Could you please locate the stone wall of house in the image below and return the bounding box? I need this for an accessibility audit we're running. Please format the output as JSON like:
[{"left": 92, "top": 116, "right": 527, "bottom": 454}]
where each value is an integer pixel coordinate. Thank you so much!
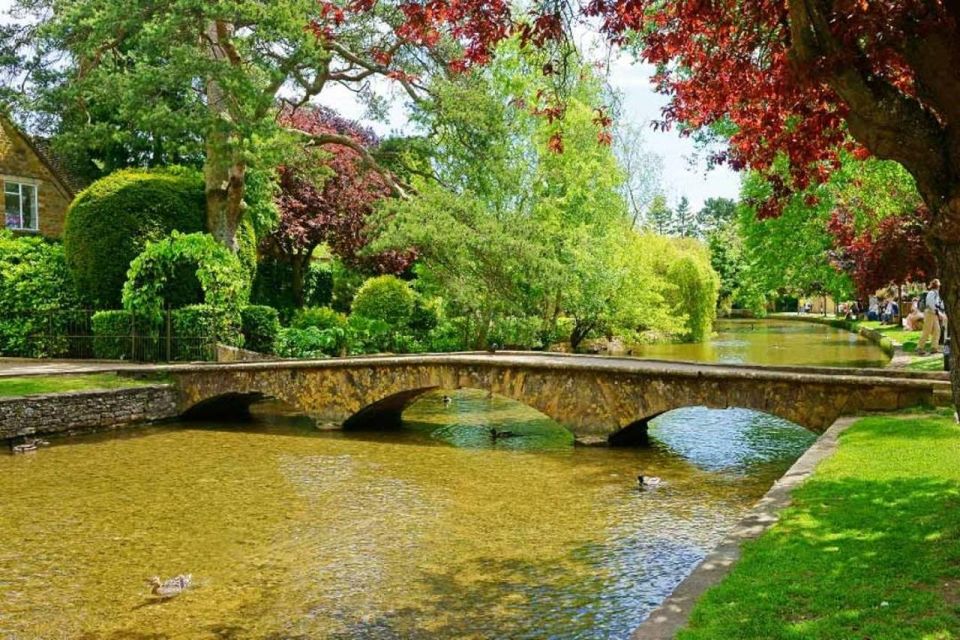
[
  {"left": 0, "top": 385, "right": 180, "bottom": 441},
  {"left": 0, "top": 118, "right": 73, "bottom": 239}
]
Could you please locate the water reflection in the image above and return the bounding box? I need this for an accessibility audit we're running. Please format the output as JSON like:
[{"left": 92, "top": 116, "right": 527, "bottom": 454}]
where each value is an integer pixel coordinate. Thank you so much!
[
  {"left": 631, "top": 318, "right": 889, "bottom": 367},
  {"left": 0, "top": 394, "right": 814, "bottom": 639}
]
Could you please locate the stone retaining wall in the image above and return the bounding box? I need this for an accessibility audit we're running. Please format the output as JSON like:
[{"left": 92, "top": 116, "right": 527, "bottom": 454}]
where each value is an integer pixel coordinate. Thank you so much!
[{"left": 0, "top": 385, "right": 179, "bottom": 441}]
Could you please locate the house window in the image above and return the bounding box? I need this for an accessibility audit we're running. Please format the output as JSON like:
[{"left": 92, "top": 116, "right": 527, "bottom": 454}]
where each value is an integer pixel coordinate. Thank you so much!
[{"left": 4, "top": 180, "right": 38, "bottom": 231}]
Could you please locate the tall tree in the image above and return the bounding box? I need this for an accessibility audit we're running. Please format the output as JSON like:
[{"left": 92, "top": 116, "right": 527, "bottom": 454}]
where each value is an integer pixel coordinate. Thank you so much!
[
  {"left": 671, "top": 196, "right": 697, "bottom": 237},
  {"left": 698, "top": 198, "right": 737, "bottom": 237},
  {"left": 647, "top": 194, "right": 673, "bottom": 236},
  {"left": 1, "top": 0, "right": 509, "bottom": 249},
  {"left": 260, "top": 107, "right": 412, "bottom": 307}
]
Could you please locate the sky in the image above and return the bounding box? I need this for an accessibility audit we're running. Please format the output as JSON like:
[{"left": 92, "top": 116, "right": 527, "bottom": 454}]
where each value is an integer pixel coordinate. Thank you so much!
[{"left": 0, "top": 1, "right": 742, "bottom": 210}]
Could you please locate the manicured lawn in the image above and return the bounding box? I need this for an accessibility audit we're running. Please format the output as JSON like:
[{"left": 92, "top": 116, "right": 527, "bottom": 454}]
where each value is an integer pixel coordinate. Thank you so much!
[
  {"left": 678, "top": 411, "right": 960, "bottom": 640},
  {"left": 0, "top": 373, "right": 153, "bottom": 397}
]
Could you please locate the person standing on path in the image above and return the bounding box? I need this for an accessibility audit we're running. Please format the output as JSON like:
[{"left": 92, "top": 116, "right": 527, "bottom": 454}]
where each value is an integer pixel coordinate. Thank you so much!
[{"left": 917, "top": 279, "right": 943, "bottom": 355}]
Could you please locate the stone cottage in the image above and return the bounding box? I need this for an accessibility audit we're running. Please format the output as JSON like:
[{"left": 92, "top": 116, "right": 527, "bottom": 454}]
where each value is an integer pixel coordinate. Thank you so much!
[{"left": 0, "top": 114, "right": 80, "bottom": 238}]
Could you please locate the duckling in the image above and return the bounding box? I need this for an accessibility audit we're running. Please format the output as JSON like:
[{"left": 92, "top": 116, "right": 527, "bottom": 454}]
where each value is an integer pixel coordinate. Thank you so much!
[
  {"left": 145, "top": 574, "right": 192, "bottom": 598},
  {"left": 637, "top": 475, "right": 662, "bottom": 489}
]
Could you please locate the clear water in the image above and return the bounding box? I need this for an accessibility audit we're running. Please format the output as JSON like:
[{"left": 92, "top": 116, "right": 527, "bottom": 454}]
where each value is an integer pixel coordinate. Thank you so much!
[
  {"left": 0, "top": 392, "right": 816, "bottom": 640},
  {"left": 631, "top": 318, "right": 890, "bottom": 368}
]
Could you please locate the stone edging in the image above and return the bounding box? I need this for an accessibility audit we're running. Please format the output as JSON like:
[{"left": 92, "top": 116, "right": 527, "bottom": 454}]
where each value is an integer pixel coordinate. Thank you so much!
[
  {"left": 0, "top": 385, "right": 180, "bottom": 441},
  {"left": 629, "top": 415, "right": 858, "bottom": 640}
]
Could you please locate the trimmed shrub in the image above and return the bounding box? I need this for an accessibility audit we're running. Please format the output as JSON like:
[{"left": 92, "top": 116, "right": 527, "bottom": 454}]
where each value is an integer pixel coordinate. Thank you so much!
[
  {"left": 122, "top": 232, "right": 249, "bottom": 323},
  {"left": 90, "top": 310, "right": 161, "bottom": 360},
  {"left": 0, "top": 232, "right": 78, "bottom": 356},
  {"left": 64, "top": 167, "right": 205, "bottom": 308},
  {"left": 409, "top": 296, "right": 441, "bottom": 336},
  {"left": 241, "top": 305, "right": 280, "bottom": 354},
  {"left": 171, "top": 304, "right": 239, "bottom": 359},
  {"left": 275, "top": 327, "right": 339, "bottom": 359},
  {"left": 351, "top": 275, "right": 415, "bottom": 327},
  {"left": 292, "top": 306, "right": 348, "bottom": 331}
]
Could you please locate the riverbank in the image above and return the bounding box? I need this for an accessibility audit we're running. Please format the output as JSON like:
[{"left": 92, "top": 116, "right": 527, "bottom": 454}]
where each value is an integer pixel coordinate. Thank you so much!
[{"left": 668, "top": 409, "right": 960, "bottom": 639}]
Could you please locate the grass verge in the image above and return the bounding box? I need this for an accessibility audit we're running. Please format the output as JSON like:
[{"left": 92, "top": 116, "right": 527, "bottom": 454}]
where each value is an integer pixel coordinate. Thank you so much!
[
  {"left": 678, "top": 410, "right": 960, "bottom": 640},
  {"left": 0, "top": 373, "right": 154, "bottom": 397}
]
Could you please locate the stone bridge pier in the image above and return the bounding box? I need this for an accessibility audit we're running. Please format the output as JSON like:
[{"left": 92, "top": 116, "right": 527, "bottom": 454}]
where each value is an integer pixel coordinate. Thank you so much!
[{"left": 165, "top": 353, "right": 941, "bottom": 444}]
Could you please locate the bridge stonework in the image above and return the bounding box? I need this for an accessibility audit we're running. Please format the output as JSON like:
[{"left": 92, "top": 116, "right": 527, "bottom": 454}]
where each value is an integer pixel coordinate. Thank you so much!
[{"left": 165, "top": 353, "right": 941, "bottom": 443}]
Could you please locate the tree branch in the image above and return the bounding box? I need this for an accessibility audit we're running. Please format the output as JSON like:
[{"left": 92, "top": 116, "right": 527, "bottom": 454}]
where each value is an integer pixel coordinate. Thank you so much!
[
  {"left": 288, "top": 128, "right": 413, "bottom": 199},
  {"left": 788, "top": 0, "right": 950, "bottom": 206}
]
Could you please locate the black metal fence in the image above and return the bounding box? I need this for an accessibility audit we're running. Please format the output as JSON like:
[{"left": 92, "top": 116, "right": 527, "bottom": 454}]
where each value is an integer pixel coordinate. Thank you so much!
[{"left": 13, "top": 309, "right": 216, "bottom": 362}]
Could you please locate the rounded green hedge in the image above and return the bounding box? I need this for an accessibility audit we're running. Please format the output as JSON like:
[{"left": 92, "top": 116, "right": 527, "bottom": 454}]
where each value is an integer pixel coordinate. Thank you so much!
[
  {"left": 121, "top": 232, "right": 249, "bottom": 327},
  {"left": 351, "top": 275, "right": 415, "bottom": 327},
  {"left": 64, "top": 167, "right": 206, "bottom": 308}
]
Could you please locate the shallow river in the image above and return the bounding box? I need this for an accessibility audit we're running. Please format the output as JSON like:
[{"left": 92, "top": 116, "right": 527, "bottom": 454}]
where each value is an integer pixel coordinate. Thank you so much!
[
  {"left": 632, "top": 318, "right": 890, "bottom": 367},
  {"left": 0, "top": 319, "right": 876, "bottom": 639}
]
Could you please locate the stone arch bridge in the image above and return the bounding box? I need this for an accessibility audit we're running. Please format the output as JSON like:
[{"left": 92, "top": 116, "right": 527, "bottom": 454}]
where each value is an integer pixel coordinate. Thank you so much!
[{"left": 162, "top": 352, "right": 945, "bottom": 444}]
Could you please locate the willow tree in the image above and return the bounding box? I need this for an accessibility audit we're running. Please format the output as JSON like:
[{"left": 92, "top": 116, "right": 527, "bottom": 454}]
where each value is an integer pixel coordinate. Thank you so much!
[{"left": 1, "top": 0, "right": 509, "bottom": 249}]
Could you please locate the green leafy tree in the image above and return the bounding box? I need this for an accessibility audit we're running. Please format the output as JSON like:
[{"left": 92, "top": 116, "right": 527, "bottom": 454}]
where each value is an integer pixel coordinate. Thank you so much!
[
  {"left": 1, "top": 0, "right": 491, "bottom": 249},
  {"left": 671, "top": 196, "right": 698, "bottom": 237},
  {"left": 646, "top": 194, "right": 673, "bottom": 236}
]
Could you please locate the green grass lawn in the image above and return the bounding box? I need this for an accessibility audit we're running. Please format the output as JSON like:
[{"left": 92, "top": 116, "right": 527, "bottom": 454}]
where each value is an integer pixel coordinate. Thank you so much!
[
  {"left": 854, "top": 320, "right": 923, "bottom": 351},
  {"left": 0, "top": 373, "right": 154, "bottom": 397},
  {"left": 678, "top": 411, "right": 960, "bottom": 640}
]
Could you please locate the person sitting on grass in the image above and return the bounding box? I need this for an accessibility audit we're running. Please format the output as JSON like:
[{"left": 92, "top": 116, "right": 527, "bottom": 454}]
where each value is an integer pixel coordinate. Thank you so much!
[
  {"left": 905, "top": 298, "right": 924, "bottom": 331},
  {"left": 917, "top": 279, "right": 943, "bottom": 356}
]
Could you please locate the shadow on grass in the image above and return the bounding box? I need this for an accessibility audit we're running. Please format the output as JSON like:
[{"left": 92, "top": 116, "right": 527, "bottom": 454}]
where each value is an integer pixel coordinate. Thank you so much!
[{"left": 679, "top": 471, "right": 960, "bottom": 637}]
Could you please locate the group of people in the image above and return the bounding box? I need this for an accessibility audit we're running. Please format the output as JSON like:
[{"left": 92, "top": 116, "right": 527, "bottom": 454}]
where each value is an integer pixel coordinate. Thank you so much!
[{"left": 840, "top": 280, "right": 947, "bottom": 355}]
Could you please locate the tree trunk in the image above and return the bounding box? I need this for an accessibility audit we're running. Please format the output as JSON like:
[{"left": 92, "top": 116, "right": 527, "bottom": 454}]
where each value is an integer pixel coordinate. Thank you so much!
[
  {"left": 931, "top": 235, "right": 960, "bottom": 412},
  {"left": 203, "top": 20, "right": 244, "bottom": 252},
  {"left": 291, "top": 255, "right": 306, "bottom": 309},
  {"left": 204, "top": 139, "right": 245, "bottom": 252}
]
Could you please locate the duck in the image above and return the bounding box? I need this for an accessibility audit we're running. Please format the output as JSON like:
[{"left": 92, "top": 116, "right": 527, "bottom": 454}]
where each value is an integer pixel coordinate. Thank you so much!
[
  {"left": 146, "top": 574, "right": 192, "bottom": 598},
  {"left": 11, "top": 442, "right": 37, "bottom": 454},
  {"left": 489, "top": 427, "right": 518, "bottom": 441},
  {"left": 637, "top": 475, "right": 662, "bottom": 489},
  {"left": 442, "top": 395, "right": 453, "bottom": 407},
  {"left": 10, "top": 438, "right": 48, "bottom": 454},
  {"left": 486, "top": 342, "right": 500, "bottom": 354}
]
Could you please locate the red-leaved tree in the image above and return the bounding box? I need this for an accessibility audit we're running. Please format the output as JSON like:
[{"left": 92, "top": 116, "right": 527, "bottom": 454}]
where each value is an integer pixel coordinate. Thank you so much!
[
  {"left": 828, "top": 206, "right": 935, "bottom": 300},
  {"left": 261, "top": 106, "right": 415, "bottom": 307}
]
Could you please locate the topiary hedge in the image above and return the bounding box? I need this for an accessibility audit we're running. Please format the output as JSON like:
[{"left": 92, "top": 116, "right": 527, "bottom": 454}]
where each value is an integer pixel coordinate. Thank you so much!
[
  {"left": 241, "top": 305, "right": 280, "bottom": 354},
  {"left": 64, "top": 167, "right": 206, "bottom": 308},
  {"left": 122, "top": 232, "right": 249, "bottom": 326},
  {"left": 351, "top": 275, "right": 415, "bottom": 327}
]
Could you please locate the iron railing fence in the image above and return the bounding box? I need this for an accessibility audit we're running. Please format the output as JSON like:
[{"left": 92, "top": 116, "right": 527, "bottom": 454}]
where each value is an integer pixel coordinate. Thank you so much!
[{"left": 11, "top": 309, "right": 216, "bottom": 362}]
